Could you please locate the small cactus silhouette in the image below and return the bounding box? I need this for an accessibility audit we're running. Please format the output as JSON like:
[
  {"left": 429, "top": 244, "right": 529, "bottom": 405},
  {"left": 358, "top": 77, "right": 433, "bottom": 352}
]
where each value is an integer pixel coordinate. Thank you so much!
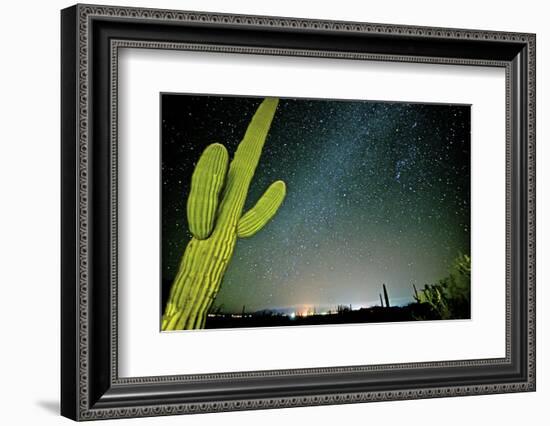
[
  {"left": 162, "top": 98, "right": 286, "bottom": 330},
  {"left": 382, "top": 283, "right": 390, "bottom": 308}
]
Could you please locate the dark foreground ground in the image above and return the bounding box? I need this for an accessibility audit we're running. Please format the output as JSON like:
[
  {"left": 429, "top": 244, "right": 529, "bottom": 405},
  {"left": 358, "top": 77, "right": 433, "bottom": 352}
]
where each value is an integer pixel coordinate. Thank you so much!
[{"left": 204, "top": 303, "right": 468, "bottom": 329}]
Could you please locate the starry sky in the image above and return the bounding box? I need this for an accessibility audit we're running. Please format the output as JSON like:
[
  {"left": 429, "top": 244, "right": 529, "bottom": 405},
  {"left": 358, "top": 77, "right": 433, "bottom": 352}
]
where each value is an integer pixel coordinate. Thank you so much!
[{"left": 161, "top": 94, "right": 470, "bottom": 313}]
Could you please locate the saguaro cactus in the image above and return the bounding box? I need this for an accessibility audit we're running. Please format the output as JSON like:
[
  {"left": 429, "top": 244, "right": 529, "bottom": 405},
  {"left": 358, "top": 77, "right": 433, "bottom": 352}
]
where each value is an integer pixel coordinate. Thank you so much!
[{"left": 162, "top": 98, "right": 286, "bottom": 331}]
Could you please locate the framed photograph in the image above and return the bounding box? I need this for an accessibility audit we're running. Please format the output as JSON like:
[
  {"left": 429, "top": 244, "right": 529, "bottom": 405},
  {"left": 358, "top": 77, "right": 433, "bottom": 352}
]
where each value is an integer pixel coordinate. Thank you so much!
[{"left": 61, "top": 4, "right": 536, "bottom": 421}]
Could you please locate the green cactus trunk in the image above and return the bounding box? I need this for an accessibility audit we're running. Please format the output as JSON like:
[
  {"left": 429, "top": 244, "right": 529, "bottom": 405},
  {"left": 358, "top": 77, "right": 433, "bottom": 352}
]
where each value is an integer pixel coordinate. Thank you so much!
[{"left": 162, "top": 98, "right": 286, "bottom": 331}]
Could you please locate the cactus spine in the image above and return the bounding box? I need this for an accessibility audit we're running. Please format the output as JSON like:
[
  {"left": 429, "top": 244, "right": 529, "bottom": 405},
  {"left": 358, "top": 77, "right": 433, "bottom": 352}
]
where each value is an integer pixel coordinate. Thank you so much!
[{"left": 162, "top": 98, "right": 286, "bottom": 331}]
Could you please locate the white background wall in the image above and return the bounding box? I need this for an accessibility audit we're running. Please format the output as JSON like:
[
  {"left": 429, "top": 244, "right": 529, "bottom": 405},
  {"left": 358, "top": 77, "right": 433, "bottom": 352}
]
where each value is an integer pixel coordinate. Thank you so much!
[{"left": 0, "top": 0, "right": 547, "bottom": 424}]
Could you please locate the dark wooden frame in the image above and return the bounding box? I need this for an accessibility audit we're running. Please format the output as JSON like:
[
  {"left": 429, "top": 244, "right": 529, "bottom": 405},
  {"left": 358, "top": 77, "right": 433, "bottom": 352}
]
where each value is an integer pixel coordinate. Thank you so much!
[{"left": 61, "top": 3, "right": 536, "bottom": 421}]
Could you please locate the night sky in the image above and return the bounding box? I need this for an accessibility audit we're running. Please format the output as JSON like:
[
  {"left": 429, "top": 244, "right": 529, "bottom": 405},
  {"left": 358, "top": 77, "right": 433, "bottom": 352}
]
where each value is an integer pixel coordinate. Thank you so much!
[{"left": 161, "top": 95, "right": 470, "bottom": 313}]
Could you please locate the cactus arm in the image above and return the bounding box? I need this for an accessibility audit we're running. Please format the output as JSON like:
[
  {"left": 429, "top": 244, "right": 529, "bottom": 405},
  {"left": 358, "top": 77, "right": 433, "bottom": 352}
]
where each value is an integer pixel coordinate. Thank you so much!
[
  {"left": 217, "top": 98, "right": 279, "bottom": 224},
  {"left": 383, "top": 283, "right": 390, "bottom": 308},
  {"left": 237, "top": 180, "right": 286, "bottom": 238},
  {"left": 186, "top": 143, "right": 229, "bottom": 239},
  {"left": 413, "top": 283, "right": 420, "bottom": 303}
]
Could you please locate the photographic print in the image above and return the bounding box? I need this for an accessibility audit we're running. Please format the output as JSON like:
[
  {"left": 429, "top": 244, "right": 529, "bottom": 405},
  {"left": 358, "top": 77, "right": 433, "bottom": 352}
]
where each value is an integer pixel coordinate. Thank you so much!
[
  {"left": 161, "top": 95, "right": 471, "bottom": 331},
  {"left": 61, "top": 7, "right": 536, "bottom": 417}
]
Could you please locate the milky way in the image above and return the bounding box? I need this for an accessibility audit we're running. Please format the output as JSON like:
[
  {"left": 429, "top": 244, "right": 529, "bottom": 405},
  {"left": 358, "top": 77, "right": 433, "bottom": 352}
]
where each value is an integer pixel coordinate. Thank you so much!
[{"left": 161, "top": 95, "right": 470, "bottom": 313}]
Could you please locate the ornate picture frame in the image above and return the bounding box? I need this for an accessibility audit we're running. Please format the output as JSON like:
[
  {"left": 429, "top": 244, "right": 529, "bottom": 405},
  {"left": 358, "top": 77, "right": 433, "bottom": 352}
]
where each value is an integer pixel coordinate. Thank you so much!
[{"left": 61, "top": 4, "right": 535, "bottom": 420}]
